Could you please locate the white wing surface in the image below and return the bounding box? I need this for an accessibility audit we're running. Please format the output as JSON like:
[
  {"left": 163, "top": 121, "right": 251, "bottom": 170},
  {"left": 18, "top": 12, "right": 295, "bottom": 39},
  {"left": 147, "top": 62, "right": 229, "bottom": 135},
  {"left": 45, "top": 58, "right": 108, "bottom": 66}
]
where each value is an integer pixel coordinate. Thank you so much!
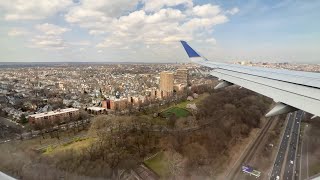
[{"left": 180, "top": 41, "right": 320, "bottom": 117}]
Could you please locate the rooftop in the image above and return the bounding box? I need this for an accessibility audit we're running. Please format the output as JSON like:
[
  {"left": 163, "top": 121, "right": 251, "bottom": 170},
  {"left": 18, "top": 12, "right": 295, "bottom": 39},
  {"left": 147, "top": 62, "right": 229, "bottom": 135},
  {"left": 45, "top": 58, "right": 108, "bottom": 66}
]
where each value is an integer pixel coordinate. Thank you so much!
[
  {"left": 87, "top": 107, "right": 106, "bottom": 111},
  {"left": 29, "top": 108, "right": 79, "bottom": 119}
]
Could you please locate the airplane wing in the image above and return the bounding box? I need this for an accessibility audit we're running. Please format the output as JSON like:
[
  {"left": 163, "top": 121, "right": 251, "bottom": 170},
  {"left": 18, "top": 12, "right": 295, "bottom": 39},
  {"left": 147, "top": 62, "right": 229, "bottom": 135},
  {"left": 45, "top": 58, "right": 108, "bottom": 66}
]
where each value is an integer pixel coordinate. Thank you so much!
[
  {"left": 180, "top": 41, "right": 320, "bottom": 117},
  {"left": 0, "top": 171, "right": 16, "bottom": 180}
]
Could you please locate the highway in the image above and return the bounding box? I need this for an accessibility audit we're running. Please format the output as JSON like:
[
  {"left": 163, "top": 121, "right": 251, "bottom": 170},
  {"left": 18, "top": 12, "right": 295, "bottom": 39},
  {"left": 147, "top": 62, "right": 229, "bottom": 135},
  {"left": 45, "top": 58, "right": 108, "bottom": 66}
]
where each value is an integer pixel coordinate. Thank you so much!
[
  {"left": 270, "top": 113, "right": 295, "bottom": 180},
  {"left": 283, "top": 111, "right": 303, "bottom": 180}
]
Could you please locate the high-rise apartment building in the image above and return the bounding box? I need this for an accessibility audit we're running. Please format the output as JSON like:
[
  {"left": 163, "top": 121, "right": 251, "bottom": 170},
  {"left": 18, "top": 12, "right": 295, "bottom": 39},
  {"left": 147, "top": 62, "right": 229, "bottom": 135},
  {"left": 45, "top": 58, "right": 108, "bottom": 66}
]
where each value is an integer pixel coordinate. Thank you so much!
[
  {"left": 160, "top": 71, "right": 174, "bottom": 97},
  {"left": 175, "top": 69, "right": 188, "bottom": 85}
]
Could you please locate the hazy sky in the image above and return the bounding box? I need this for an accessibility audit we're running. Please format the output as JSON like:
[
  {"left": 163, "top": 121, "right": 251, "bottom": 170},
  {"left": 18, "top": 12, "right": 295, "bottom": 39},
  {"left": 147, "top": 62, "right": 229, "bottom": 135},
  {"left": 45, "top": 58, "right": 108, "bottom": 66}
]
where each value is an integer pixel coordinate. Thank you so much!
[{"left": 0, "top": 0, "right": 320, "bottom": 63}]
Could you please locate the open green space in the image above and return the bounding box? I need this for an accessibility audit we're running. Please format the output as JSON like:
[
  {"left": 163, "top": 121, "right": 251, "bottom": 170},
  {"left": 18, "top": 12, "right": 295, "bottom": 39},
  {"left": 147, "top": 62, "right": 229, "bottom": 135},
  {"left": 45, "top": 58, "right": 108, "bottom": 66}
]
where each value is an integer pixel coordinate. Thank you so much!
[
  {"left": 158, "top": 93, "right": 210, "bottom": 119},
  {"left": 174, "top": 100, "right": 190, "bottom": 109},
  {"left": 43, "top": 137, "right": 92, "bottom": 155},
  {"left": 310, "top": 163, "right": 320, "bottom": 176},
  {"left": 160, "top": 93, "right": 209, "bottom": 112},
  {"left": 175, "top": 93, "right": 209, "bottom": 109},
  {"left": 161, "top": 107, "right": 190, "bottom": 118},
  {"left": 144, "top": 152, "right": 170, "bottom": 178}
]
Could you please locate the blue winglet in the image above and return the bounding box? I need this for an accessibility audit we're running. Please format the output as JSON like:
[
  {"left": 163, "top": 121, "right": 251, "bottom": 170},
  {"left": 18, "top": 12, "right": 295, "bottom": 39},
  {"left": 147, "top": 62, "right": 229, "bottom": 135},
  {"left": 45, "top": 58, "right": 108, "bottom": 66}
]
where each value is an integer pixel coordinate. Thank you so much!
[{"left": 180, "top": 41, "right": 201, "bottom": 58}]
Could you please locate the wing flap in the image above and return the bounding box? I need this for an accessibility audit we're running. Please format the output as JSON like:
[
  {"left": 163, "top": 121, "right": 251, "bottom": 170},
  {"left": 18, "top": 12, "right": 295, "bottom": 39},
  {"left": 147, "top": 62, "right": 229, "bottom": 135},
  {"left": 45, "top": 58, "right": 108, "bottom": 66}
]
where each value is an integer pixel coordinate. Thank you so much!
[
  {"left": 211, "top": 70, "right": 320, "bottom": 117},
  {"left": 180, "top": 40, "right": 320, "bottom": 117}
]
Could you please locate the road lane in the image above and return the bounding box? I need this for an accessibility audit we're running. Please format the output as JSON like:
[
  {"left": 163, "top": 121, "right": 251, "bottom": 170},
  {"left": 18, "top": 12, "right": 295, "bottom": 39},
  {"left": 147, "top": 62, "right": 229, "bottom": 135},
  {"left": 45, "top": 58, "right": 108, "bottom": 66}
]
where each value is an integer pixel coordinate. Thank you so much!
[
  {"left": 283, "top": 111, "right": 303, "bottom": 180},
  {"left": 270, "top": 113, "right": 295, "bottom": 180}
]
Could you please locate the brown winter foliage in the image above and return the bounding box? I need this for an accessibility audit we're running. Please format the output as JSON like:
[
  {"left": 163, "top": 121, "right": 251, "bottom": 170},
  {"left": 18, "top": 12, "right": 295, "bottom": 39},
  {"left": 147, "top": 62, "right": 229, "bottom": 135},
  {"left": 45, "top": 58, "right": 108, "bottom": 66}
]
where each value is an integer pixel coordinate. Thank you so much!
[
  {"left": 0, "top": 87, "right": 272, "bottom": 179},
  {"left": 161, "top": 87, "right": 272, "bottom": 178},
  {"left": 39, "top": 115, "right": 160, "bottom": 179}
]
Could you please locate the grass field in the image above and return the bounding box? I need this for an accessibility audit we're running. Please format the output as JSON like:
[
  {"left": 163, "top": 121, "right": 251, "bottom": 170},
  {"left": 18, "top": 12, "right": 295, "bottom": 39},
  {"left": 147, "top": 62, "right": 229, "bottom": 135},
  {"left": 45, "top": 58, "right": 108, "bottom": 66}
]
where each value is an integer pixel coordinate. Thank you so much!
[
  {"left": 144, "top": 152, "right": 170, "bottom": 178},
  {"left": 159, "top": 93, "right": 210, "bottom": 119},
  {"left": 310, "top": 163, "right": 320, "bottom": 176},
  {"left": 175, "top": 93, "right": 209, "bottom": 109},
  {"left": 161, "top": 107, "right": 190, "bottom": 118},
  {"left": 43, "top": 137, "right": 92, "bottom": 155}
]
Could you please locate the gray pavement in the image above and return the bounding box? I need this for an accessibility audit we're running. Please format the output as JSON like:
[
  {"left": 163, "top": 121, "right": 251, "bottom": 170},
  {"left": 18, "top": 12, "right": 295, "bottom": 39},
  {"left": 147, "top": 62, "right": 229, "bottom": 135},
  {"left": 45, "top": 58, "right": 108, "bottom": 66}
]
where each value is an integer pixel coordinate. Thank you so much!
[
  {"left": 270, "top": 113, "right": 295, "bottom": 180},
  {"left": 283, "top": 111, "right": 303, "bottom": 180}
]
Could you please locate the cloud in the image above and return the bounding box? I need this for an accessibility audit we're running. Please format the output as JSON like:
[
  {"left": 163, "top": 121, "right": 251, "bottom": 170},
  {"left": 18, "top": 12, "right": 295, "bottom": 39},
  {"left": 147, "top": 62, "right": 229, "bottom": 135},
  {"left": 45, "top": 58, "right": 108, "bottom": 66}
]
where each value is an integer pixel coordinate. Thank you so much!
[
  {"left": 192, "top": 4, "right": 221, "bottom": 17},
  {"left": 65, "top": 0, "right": 139, "bottom": 33},
  {"left": 96, "top": 8, "right": 189, "bottom": 48},
  {"left": 31, "top": 23, "right": 70, "bottom": 50},
  {"left": 89, "top": 30, "right": 107, "bottom": 35},
  {"left": 0, "top": 0, "right": 73, "bottom": 21},
  {"left": 31, "top": 35, "right": 67, "bottom": 50},
  {"left": 226, "top": 7, "right": 240, "bottom": 15},
  {"left": 69, "top": 41, "right": 91, "bottom": 46},
  {"left": 96, "top": 4, "right": 230, "bottom": 49},
  {"left": 63, "top": 1, "right": 238, "bottom": 51},
  {"left": 142, "top": 0, "right": 193, "bottom": 12},
  {"left": 182, "top": 15, "right": 229, "bottom": 31},
  {"left": 35, "top": 23, "right": 70, "bottom": 35},
  {"left": 205, "top": 38, "right": 217, "bottom": 44},
  {"left": 1, "top": 0, "right": 239, "bottom": 59},
  {"left": 8, "top": 28, "right": 29, "bottom": 37}
]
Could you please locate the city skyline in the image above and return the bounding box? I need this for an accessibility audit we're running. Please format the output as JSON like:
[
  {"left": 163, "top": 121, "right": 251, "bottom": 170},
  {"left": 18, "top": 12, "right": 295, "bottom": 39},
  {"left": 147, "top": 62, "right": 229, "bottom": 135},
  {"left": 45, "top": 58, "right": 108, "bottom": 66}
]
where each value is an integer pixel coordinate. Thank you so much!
[{"left": 0, "top": 0, "right": 320, "bottom": 63}]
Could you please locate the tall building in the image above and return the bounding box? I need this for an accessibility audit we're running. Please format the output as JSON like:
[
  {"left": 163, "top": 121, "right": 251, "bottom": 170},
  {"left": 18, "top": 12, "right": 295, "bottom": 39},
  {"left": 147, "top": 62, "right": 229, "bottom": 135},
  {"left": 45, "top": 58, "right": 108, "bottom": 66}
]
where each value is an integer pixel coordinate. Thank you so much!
[
  {"left": 175, "top": 69, "right": 188, "bottom": 85},
  {"left": 160, "top": 71, "right": 174, "bottom": 97}
]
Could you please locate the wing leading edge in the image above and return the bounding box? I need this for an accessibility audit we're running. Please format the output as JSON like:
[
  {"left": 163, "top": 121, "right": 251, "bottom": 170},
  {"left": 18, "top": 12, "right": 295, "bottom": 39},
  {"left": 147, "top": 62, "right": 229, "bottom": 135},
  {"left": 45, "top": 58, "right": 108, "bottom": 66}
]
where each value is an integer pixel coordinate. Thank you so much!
[{"left": 180, "top": 41, "right": 320, "bottom": 117}]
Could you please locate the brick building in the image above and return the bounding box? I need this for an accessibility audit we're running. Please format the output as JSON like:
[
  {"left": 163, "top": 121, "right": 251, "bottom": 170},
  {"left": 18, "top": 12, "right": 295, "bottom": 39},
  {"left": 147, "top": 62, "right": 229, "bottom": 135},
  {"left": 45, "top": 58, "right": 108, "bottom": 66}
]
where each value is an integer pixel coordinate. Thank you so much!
[
  {"left": 160, "top": 71, "right": 174, "bottom": 97},
  {"left": 175, "top": 68, "right": 188, "bottom": 85},
  {"left": 29, "top": 108, "right": 79, "bottom": 125}
]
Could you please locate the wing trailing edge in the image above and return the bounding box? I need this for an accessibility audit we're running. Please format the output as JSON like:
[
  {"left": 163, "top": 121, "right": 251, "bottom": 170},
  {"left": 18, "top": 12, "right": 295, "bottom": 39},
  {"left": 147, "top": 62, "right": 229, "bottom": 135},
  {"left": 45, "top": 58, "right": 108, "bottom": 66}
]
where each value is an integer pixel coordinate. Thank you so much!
[{"left": 180, "top": 40, "right": 320, "bottom": 117}]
